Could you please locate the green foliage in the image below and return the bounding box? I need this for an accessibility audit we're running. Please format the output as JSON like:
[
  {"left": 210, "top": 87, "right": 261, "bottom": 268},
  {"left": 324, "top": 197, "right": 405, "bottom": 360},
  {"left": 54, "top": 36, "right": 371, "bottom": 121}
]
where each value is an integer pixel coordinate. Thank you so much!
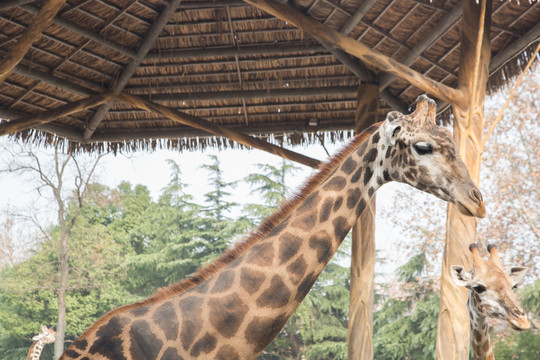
[
  {"left": 373, "top": 252, "right": 439, "bottom": 360},
  {"left": 243, "top": 160, "right": 300, "bottom": 221},
  {"left": 1, "top": 152, "right": 539, "bottom": 360}
]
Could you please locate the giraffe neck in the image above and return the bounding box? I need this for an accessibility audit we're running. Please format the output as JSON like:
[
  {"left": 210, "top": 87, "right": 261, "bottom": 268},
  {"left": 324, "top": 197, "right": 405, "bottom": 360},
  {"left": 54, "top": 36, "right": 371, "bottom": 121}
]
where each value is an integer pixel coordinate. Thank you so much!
[
  {"left": 27, "top": 340, "right": 45, "bottom": 360},
  {"left": 184, "top": 124, "right": 387, "bottom": 356},
  {"left": 469, "top": 292, "right": 494, "bottom": 360},
  {"left": 60, "top": 124, "right": 388, "bottom": 360}
]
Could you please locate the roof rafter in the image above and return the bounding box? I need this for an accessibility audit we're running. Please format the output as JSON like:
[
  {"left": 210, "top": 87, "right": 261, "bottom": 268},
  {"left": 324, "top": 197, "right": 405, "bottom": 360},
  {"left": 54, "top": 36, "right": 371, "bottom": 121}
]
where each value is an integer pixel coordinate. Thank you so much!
[
  {"left": 0, "top": 93, "right": 113, "bottom": 136},
  {"left": 244, "top": 0, "right": 467, "bottom": 108},
  {"left": 83, "top": 0, "right": 185, "bottom": 140},
  {"left": 0, "top": 0, "right": 34, "bottom": 11},
  {"left": 116, "top": 92, "right": 322, "bottom": 169},
  {"left": 91, "top": 119, "right": 354, "bottom": 143},
  {"left": 20, "top": 4, "right": 137, "bottom": 58},
  {"left": 378, "top": 2, "right": 462, "bottom": 90},
  {"left": 313, "top": 0, "right": 406, "bottom": 112},
  {"left": 0, "top": 0, "right": 67, "bottom": 86}
]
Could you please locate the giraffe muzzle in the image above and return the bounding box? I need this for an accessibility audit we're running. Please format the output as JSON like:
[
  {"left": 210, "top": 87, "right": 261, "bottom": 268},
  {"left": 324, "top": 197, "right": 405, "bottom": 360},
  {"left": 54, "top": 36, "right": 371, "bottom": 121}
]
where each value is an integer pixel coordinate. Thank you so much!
[
  {"left": 455, "top": 187, "right": 486, "bottom": 218},
  {"left": 508, "top": 314, "right": 531, "bottom": 330}
]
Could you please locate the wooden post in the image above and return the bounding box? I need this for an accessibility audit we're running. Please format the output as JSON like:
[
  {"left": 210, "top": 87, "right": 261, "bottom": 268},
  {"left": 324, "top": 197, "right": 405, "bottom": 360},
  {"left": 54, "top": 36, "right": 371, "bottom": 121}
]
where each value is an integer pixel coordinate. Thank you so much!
[
  {"left": 348, "top": 84, "right": 378, "bottom": 360},
  {"left": 436, "top": 1, "right": 491, "bottom": 359},
  {"left": 0, "top": 0, "right": 66, "bottom": 86}
]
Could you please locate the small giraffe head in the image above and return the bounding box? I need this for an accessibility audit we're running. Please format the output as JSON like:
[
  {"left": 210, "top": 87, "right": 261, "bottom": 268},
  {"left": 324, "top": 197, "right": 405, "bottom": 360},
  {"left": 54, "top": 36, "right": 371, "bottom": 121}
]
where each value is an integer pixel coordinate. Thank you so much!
[
  {"left": 380, "top": 95, "right": 485, "bottom": 218},
  {"left": 451, "top": 244, "right": 530, "bottom": 330},
  {"left": 32, "top": 325, "right": 56, "bottom": 344}
]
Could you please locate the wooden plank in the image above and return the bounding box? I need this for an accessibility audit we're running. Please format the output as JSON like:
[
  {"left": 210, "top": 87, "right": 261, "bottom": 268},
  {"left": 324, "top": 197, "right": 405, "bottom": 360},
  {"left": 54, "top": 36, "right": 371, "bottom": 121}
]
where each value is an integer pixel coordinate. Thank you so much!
[
  {"left": 0, "top": 93, "right": 114, "bottom": 136},
  {"left": 348, "top": 84, "right": 379, "bottom": 360},
  {"left": 116, "top": 92, "right": 322, "bottom": 169},
  {"left": 436, "top": 2, "right": 491, "bottom": 360},
  {"left": 243, "top": 0, "right": 467, "bottom": 108},
  {"left": 0, "top": 0, "right": 67, "bottom": 86}
]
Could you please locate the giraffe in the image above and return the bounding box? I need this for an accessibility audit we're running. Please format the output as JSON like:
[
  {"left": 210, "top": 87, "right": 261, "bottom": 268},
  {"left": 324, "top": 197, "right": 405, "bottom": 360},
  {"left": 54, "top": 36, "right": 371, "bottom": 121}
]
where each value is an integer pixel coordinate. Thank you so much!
[
  {"left": 451, "top": 244, "right": 530, "bottom": 360},
  {"left": 60, "top": 95, "right": 486, "bottom": 360},
  {"left": 27, "top": 325, "right": 56, "bottom": 360}
]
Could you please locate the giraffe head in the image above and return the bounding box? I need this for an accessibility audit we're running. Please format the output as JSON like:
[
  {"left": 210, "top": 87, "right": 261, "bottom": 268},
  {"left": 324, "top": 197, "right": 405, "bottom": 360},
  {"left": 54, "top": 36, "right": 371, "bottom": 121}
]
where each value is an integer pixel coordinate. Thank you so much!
[
  {"left": 32, "top": 325, "right": 56, "bottom": 344},
  {"left": 380, "top": 95, "right": 485, "bottom": 218},
  {"left": 451, "top": 244, "right": 530, "bottom": 330}
]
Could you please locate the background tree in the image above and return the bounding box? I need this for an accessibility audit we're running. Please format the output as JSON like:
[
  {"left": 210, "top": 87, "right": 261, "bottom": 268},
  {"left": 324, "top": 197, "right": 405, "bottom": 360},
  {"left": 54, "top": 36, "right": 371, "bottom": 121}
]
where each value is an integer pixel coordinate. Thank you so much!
[{"left": 1, "top": 143, "right": 105, "bottom": 358}]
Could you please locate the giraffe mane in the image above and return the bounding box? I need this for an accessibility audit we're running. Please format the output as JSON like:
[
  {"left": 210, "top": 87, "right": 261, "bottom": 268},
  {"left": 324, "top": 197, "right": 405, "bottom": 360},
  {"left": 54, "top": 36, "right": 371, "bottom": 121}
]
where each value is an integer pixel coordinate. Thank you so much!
[
  {"left": 73, "top": 123, "right": 382, "bottom": 339},
  {"left": 145, "top": 122, "right": 382, "bottom": 302}
]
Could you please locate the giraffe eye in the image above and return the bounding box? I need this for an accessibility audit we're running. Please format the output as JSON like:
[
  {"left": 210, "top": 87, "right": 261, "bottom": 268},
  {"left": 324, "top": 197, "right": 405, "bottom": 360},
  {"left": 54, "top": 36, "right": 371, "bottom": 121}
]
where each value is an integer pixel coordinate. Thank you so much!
[
  {"left": 473, "top": 285, "right": 486, "bottom": 293},
  {"left": 413, "top": 142, "right": 433, "bottom": 155}
]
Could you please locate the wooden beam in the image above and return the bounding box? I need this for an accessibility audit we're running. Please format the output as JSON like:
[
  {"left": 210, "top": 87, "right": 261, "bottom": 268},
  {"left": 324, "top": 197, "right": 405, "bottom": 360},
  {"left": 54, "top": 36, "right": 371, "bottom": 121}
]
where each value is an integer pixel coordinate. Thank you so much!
[
  {"left": 312, "top": 0, "right": 405, "bottom": 112},
  {"left": 13, "top": 62, "right": 94, "bottom": 96},
  {"left": 0, "top": 94, "right": 114, "bottom": 136},
  {"left": 243, "top": 0, "right": 467, "bottom": 108},
  {"left": 378, "top": 2, "right": 462, "bottom": 90},
  {"left": 83, "top": 0, "right": 184, "bottom": 140},
  {"left": 340, "top": 0, "right": 378, "bottom": 36},
  {"left": 115, "top": 92, "right": 322, "bottom": 169},
  {"left": 151, "top": 86, "right": 357, "bottom": 102},
  {"left": 0, "top": 0, "right": 34, "bottom": 10},
  {"left": 145, "top": 43, "right": 326, "bottom": 60},
  {"left": 90, "top": 119, "right": 355, "bottom": 142},
  {"left": 489, "top": 21, "right": 540, "bottom": 74},
  {"left": 0, "top": 0, "right": 67, "bottom": 86},
  {"left": 20, "top": 4, "right": 137, "bottom": 59}
]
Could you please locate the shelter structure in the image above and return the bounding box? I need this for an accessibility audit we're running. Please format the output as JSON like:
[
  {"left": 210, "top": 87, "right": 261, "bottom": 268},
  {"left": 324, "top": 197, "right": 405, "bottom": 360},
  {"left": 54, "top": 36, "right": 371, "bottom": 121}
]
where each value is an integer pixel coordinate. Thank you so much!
[{"left": 0, "top": 1, "right": 539, "bottom": 359}]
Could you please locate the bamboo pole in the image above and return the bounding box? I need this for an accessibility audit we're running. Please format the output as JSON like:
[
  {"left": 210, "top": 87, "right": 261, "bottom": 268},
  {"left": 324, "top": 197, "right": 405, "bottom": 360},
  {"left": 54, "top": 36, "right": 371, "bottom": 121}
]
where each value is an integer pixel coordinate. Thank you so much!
[
  {"left": 436, "top": 2, "right": 491, "bottom": 359},
  {"left": 243, "top": 0, "right": 467, "bottom": 108},
  {"left": 0, "top": 94, "right": 114, "bottom": 136},
  {"left": 348, "top": 84, "right": 379, "bottom": 360},
  {"left": 115, "top": 93, "right": 322, "bottom": 169},
  {"left": 0, "top": 0, "right": 67, "bottom": 86}
]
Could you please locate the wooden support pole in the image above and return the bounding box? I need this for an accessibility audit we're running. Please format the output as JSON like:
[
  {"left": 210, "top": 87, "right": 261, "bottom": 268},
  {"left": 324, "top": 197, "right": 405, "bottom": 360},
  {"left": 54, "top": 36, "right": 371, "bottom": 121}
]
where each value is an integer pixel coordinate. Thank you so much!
[
  {"left": 115, "top": 93, "right": 322, "bottom": 169},
  {"left": 436, "top": 2, "right": 491, "bottom": 360},
  {"left": 0, "top": 0, "right": 67, "bottom": 86},
  {"left": 243, "top": 0, "right": 466, "bottom": 108},
  {"left": 0, "top": 94, "right": 114, "bottom": 136},
  {"left": 348, "top": 84, "right": 379, "bottom": 360}
]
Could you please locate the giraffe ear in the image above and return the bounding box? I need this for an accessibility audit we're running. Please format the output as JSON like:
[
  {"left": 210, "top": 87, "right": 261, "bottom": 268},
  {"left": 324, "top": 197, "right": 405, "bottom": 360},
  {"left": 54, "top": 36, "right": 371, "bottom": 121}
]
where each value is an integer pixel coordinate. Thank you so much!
[
  {"left": 383, "top": 118, "right": 403, "bottom": 146},
  {"left": 507, "top": 266, "right": 528, "bottom": 286},
  {"left": 450, "top": 265, "right": 472, "bottom": 287}
]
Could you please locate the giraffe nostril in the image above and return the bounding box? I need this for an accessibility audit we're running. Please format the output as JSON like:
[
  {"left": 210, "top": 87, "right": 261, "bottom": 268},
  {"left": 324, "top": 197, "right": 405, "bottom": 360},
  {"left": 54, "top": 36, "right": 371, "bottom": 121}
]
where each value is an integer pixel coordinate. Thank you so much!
[
  {"left": 469, "top": 189, "right": 483, "bottom": 204},
  {"left": 513, "top": 308, "right": 525, "bottom": 317}
]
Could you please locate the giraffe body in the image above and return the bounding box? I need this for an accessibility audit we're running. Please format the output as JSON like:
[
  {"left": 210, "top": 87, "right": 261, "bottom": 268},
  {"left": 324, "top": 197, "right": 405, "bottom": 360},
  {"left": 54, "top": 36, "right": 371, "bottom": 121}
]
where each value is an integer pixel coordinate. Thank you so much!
[
  {"left": 61, "top": 95, "right": 486, "bottom": 360},
  {"left": 27, "top": 325, "right": 56, "bottom": 360},
  {"left": 451, "top": 244, "right": 530, "bottom": 360}
]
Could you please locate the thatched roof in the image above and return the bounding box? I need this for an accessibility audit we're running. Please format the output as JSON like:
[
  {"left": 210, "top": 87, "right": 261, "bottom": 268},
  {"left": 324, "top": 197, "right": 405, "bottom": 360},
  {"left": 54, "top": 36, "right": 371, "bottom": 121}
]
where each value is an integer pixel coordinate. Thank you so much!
[{"left": 0, "top": 0, "right": 539, "bottom": 154}]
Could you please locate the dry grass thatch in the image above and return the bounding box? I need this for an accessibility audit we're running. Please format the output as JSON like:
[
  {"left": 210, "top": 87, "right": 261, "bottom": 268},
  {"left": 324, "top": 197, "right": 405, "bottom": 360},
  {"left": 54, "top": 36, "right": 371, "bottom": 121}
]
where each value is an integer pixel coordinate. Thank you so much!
[{"left": 0, "top": 0, "right": 538, "bottom": 154}]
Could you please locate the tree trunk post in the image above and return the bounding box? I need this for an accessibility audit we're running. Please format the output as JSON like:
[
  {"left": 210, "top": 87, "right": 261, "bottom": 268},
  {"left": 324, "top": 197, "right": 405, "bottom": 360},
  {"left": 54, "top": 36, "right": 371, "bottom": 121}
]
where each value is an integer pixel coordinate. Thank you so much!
[
  {"left": 436, "top": 1, "right": 491, "bottom": 359},
  {"left": 348, "top": 84, "right": 378, "bottom": 360}
]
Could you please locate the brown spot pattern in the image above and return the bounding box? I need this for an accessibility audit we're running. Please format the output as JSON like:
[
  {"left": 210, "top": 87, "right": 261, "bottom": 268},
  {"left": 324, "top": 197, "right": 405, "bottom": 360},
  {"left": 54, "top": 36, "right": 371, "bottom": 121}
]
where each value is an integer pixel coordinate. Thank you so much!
[
  {"left": 278, "top": 233, "right": 302, "bottom": 264},
  {"left": 208, "top": 293, "right": 249, "bottom": 338},
  {"left": 256, "top": 275, "right": 291, "bottom": 308},
  {"left": 240, "top": 267, "right": 266, "bottom": 294}
]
